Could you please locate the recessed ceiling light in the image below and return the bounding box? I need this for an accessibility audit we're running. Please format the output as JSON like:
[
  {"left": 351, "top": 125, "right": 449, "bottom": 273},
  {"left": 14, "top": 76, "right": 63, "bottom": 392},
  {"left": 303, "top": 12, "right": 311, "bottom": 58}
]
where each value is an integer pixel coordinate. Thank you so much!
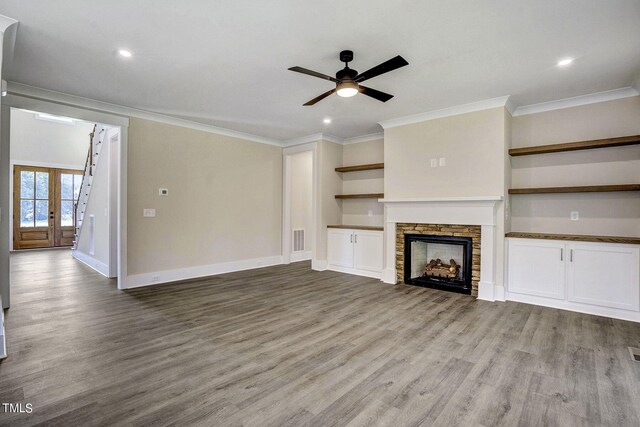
[
  {"left": 118, "top": 49, "right": 133, "bottom": 58},
  {"left": 323, "top": 118, "right": 331, "bottom": 124},
  {"left": 557, "top": 58, "right": 574, "bottom": 67}
]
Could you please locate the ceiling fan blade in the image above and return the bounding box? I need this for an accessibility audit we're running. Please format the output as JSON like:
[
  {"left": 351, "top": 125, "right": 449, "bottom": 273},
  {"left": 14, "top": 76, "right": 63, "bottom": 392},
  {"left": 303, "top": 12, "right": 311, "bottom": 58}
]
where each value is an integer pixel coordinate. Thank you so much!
[
  {"left": 289, "top": 66, "right": 339, "bottom": 83},
  {"left": 359, "top": 85, "right": 394, "bottom": 102},
  {"left": 303, "top": 88, "right": 336, "bottom": 106},
  {"left": 354, "top": 55, "right": 409, "bottom": 83}
]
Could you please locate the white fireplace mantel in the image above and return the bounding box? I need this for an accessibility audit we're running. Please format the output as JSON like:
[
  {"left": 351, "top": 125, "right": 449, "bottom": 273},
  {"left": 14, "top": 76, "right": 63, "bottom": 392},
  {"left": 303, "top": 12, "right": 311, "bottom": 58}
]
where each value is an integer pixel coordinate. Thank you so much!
[{"left": 381, "top": 196, "right": 504, "bottom": 302}]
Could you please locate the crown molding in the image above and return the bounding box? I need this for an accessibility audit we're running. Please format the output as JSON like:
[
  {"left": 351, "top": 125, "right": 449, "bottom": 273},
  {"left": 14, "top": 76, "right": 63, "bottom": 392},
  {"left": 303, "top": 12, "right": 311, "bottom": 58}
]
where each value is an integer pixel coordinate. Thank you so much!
[
  {"left": 0, "top": 14, "right": 17, "bottom": 33},
  {"left": 379, "top": 95, "right": 511, "bottom": 129},
  {"left": 343, "top": 132, "right": 384, "bottom": 145},
  {"left": 283, "top": 132, "right": 345, "bottom": 147},
  {"left": 6, "top": 82, "right": 283, "bottom": 147},
  {"left": 512, "top": 87, "right": 639, "bottom": 117}
]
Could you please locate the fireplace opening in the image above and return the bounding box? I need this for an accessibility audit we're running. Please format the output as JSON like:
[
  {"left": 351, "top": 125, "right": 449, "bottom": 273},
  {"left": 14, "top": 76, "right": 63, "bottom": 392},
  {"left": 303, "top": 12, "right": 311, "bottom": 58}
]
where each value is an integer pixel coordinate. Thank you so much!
[{"left": 404, "top": 234, "right": 472, "bottom": 295}]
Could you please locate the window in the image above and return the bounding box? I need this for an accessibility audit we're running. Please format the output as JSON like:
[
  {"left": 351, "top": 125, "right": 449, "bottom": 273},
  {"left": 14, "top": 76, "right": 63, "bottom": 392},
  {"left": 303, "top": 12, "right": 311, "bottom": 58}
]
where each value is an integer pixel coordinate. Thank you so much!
[{"left": 60, "top": 173, "right": 83, "bottom": 227}]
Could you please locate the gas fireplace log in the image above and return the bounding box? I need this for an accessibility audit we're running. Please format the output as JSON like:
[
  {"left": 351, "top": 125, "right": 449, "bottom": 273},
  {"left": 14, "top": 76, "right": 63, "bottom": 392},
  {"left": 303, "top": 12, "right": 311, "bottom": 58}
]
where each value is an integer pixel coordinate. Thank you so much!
[{"left": 424, "top": 258, "right": 461, "bottom": 278}]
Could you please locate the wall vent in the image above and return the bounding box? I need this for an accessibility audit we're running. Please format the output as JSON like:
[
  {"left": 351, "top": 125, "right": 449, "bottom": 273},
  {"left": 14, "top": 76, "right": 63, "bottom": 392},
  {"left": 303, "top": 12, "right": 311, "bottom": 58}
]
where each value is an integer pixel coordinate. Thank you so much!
[
  {"left": 629, "top": 347, "right": 640, "bottom": 362},
  {"left": 293, "top": 229, "right": 305, "bottom": 252}
]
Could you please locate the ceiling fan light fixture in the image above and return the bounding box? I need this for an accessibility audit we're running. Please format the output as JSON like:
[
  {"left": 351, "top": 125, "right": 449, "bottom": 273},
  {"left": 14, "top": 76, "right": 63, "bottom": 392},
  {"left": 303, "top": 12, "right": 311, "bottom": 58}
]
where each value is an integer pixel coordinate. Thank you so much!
[{"left": 336, "top": 81, "right": 359, "bottom": 98}]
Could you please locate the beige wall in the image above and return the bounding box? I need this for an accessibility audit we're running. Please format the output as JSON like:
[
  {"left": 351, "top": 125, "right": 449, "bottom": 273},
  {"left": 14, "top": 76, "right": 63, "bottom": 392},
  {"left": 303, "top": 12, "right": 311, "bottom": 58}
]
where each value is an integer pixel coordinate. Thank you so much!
[
  {"left": 290, "top": 150, "right": 312, "bottom": 252},
  {"left": 315, "top": 139, "right": 343, "bottom": 262},
  {"left": 511, "top": 96, "right": 640, "bottom": 237},
  {"left": 127, "top": 118, "right": 282, "bottom": 275},
  {"left": 341, "top": 139, "right": 384, "bottom": 227},
  {"left": 385, "top": 107, "right": 506, "bottom": 198},
  {"left": 10, "top": 108, "right": 93, "bottom": 168},
  {"left": 384, "top": 108, "right": 508, "bottom": 287}
]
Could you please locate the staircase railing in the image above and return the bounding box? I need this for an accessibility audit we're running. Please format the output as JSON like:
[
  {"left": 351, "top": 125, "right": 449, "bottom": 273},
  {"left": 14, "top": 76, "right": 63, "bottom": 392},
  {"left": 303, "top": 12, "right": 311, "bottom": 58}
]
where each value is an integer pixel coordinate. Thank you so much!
[{"left": 73, "top": 125, "right": 107, "bottom": 249}]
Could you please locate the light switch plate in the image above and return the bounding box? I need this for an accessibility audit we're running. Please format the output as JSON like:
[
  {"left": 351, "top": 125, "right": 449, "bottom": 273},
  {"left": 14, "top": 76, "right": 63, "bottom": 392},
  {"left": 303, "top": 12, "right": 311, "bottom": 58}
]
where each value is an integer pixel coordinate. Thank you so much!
[
  {"left": 430, "top": 159, "right": 437, "bottom": 168},
  {"left": 570, "top": 211, "right": 579, "bottom": 221},
  {"left": 143, "top": 208, "right": 156, "bottom": 217},
  {"left": 439, "top": 157, "right": 446, "bottom": 166}
]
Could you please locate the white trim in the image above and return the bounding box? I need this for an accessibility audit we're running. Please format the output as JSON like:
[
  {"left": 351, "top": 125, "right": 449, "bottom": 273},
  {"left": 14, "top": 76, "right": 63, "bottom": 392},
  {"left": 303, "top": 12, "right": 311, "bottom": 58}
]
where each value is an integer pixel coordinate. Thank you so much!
[
  {"left": 0, "top": 294, "right": 6, "bottom": 359},
  {"left": 633, "top": 74, "right": 640, "bottom": 94},
  {"left": 6, "top": 82, "right": 282, "bottom": 147},
  {"left": 378, "top": 96, "right": 511, "bottom": 129},
  {"left": 282, "top": 142, "right": 317, "bottom": 267},
  {"left": 312, "top": 259, "right": 328, "bottom": 271},
  {"left": 0, "top": 14, "right": 17, "bottom": 33},
  {"left": 343, "top": 133, "right": 384, "bottom": 145},
  {"left": 124, "top": 255, "right": 283, "bottom": 289},
  {"left": 505, "top": 291, "right": 640, "bottom": 323},
  {"left": 72, "top": 249, "right": 109, "bottom": 277},
  {"left": 283, "top": 132, "right": 343, "bottom": 147},
  {"left": 326, "top": 265, "right": 382, "bottom": 280},
  {"left": 512, "top": 87, "right": 639, "bottom": 117},
  {"left": 379, "top": 196, "right": 503, "bottom": 203},
  {"left": 382, "top": 268, "right": 396, "bottom": 284},
  {"left": 290, "top": 250, "right": 312, "bottom": 262}
]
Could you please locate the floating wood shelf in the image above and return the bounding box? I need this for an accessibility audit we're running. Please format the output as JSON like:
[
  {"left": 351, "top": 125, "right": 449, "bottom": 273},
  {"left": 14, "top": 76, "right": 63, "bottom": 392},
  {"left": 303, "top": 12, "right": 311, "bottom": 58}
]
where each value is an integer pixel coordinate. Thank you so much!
[
  {"left": 335, "top": 163, "right": 384, "bottom": 173},
  {"left": 509, "top": 184, "right": 640, "bottom": 195},
  {"left": 335, "top": 193, "right": 384, "bottom": 199},
  {"left": 506, "top": 232, "right": 640, "bottom": 245},
  {"left": 327, "top": 225, "right": 384, "bottom": 231},
  {"left": 509, "top": 135, "right": 640, "bottom": 156}
]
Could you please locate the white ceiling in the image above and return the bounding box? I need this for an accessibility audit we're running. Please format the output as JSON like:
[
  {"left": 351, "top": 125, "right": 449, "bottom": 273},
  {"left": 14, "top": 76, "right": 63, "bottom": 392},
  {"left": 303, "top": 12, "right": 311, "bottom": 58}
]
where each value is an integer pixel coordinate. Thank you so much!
[{"left": 1, "top": 0, "right": 639, "bottom": 141}]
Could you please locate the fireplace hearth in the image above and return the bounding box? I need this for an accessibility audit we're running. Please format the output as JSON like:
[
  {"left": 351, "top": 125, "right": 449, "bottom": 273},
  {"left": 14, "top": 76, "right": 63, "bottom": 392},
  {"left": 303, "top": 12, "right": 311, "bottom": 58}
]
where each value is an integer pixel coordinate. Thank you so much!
[{"left": 404, "top": 234, "right": 473, "bottom": 294}]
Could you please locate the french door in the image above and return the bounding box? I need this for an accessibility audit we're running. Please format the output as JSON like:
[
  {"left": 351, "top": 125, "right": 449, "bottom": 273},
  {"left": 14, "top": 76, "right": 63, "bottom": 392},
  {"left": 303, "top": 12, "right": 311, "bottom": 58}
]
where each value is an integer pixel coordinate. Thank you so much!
[{"left": 13, "top": 166, "right": 83, "bottom": 249}]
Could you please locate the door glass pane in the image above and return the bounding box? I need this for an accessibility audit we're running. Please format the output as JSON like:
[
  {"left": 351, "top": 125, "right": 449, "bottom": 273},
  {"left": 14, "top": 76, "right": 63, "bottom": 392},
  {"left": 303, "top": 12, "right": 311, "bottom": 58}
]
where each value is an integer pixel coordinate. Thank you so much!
[
  {"left": 35, "top": 200, "right": 49, "bottom": 227},
  {"left": 73, "top": 175, "right": 82, "bottom": 200},
  {"left": 20, "top": 200, "right": 34, "bottom": 227},
  {"left": 36, "top": 172, "right": 49, "bottom": 199},
  {"left": 20, "top": 171, "right": 34, "bottom": 198},
  {"left": 61, "top": 174, "right": 73, "bottom": 199},
  {"left": 61, "top": 200, "right": 74, "bottom": 227}
]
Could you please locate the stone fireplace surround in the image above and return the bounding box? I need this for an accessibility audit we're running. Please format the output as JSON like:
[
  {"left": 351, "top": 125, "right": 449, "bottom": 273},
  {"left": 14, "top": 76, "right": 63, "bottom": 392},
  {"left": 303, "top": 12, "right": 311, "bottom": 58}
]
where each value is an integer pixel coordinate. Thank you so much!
[
  {"left": 397, "top": 223, "right": 481, "bottom": 296},
  {"left": 381, "top": 197, "right": 503, "bottom": 301}
]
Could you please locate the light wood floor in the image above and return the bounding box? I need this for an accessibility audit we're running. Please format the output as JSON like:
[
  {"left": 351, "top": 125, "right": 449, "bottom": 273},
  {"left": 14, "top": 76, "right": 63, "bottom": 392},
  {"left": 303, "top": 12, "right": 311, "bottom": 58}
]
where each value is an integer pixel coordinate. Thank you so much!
[{"left": 1, "top": 250, "right": 640, "bottom": 426}]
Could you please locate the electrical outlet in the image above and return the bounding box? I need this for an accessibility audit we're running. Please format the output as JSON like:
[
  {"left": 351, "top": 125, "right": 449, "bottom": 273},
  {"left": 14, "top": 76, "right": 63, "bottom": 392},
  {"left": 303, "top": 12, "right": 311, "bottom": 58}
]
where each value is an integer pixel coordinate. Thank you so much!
[
  {"left": 571, "top": 211, "right": 579, "bottom": 221},
  {"left": 439, "top": 157, "right": 446, "bottom": 166},
  {"left": 159, "top": 188, "right": 169, "bottom": 196},
  {"left": 368, "top": 210, "right": 373, "bottom": 217},
  {"left": 151, "top": 275, "right": 160, "bottom": 282},
  {"left": 143, "top": 208, "right": 156, "bottom": 217},
  {"left": 430, "top": 158, "right": 437, "bottom": 168}
]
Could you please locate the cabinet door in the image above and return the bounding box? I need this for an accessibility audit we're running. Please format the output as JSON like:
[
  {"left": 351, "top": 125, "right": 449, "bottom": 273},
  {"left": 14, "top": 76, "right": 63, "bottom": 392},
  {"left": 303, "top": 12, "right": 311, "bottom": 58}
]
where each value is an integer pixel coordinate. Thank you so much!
[
  {"left": 568, "top": 243, "right": 640, "bottom": 311},
  {"left": 353, "top": 231, "right": 383, "bottom": 273},
  {"left": 507, "top": 239, "right": 566, "bottom": 300},
  {"left": 327, "top": 229, "right": 354, "bottom": 268}
]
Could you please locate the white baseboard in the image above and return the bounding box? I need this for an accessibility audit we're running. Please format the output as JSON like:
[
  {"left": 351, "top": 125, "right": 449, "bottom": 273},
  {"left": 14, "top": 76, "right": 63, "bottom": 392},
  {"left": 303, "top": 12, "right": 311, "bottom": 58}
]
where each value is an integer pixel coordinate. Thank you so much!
[
  {"left": 326, "top": 265, "right": 382, "bottom": 280},
  {"left": 477, "top": 280, "right": 500, "bottom": 302},
  {"left": 290, "top": 250, "right": 312, "bottom": 262},
  {"left": 494, "top": 285, "right": 506, "bottom": 302},
  {"left": 72, "top": 250, "right": 110, "bottom": 277},
  {"left": 312, "top": 259, "right": 327, "bottom": 271},
  {"left": 124, "top": 255, "right": 283, "bottom": 289},
  {"left": 506, "top": 292, "right": 640, "bottom": 323},
  {"left": 382, "top": 268, "right": 397, "bottom": 284}
]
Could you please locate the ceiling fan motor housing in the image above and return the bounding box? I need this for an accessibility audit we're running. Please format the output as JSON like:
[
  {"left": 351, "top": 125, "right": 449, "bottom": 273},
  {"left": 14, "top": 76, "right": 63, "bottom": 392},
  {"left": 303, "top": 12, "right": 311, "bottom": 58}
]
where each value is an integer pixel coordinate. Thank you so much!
[{"left": 339, "top": 50, "right": 354, "bottom": 63}]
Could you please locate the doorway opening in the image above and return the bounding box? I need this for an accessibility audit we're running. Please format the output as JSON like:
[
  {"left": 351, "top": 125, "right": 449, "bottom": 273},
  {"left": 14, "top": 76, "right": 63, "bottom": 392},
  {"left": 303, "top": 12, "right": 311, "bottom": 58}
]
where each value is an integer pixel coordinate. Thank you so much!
[
  {"left": 282, "top": 143, "right": 317, "bottom": 265},
  {"left": 8, "top": 108, "right": 120, "bottom": 278}
]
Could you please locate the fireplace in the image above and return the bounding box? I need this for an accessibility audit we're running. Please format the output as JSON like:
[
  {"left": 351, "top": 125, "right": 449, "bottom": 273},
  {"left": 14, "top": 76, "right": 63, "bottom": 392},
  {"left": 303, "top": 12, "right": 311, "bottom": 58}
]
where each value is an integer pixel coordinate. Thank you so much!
[{"left": 403, "top": 233, "right": 473, "bottom": 294}]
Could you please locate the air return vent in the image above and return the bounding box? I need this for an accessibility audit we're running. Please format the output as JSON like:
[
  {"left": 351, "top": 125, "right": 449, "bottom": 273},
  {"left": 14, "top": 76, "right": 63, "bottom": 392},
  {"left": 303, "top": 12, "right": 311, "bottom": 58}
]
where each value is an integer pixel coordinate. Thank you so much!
[
  {"left": 629, "top": 347, "right": 640, "bottom": 362},
  {"left": 293, "top": 229, "right": 305, "bottom": 252}
]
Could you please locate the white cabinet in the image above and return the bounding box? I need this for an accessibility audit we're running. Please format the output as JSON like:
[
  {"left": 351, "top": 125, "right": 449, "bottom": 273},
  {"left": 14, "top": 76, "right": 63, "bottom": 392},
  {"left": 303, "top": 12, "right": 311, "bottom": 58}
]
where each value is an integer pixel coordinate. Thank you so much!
[
  {"left": 327, "top": 228, "right": 383, "bottom": 279},
  {"left": 508, "top": 239, "right": 565, "bottom": 300},
  {"left": 506, "top": 238, "right": 640, "bottom": 321}
]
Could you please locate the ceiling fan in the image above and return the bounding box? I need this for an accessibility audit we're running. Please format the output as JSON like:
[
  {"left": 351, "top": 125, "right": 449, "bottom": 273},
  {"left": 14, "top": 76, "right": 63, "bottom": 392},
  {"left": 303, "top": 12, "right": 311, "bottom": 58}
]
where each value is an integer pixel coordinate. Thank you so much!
[{"left": 288, "top": 50, "right": 409, "bottom": 106}]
